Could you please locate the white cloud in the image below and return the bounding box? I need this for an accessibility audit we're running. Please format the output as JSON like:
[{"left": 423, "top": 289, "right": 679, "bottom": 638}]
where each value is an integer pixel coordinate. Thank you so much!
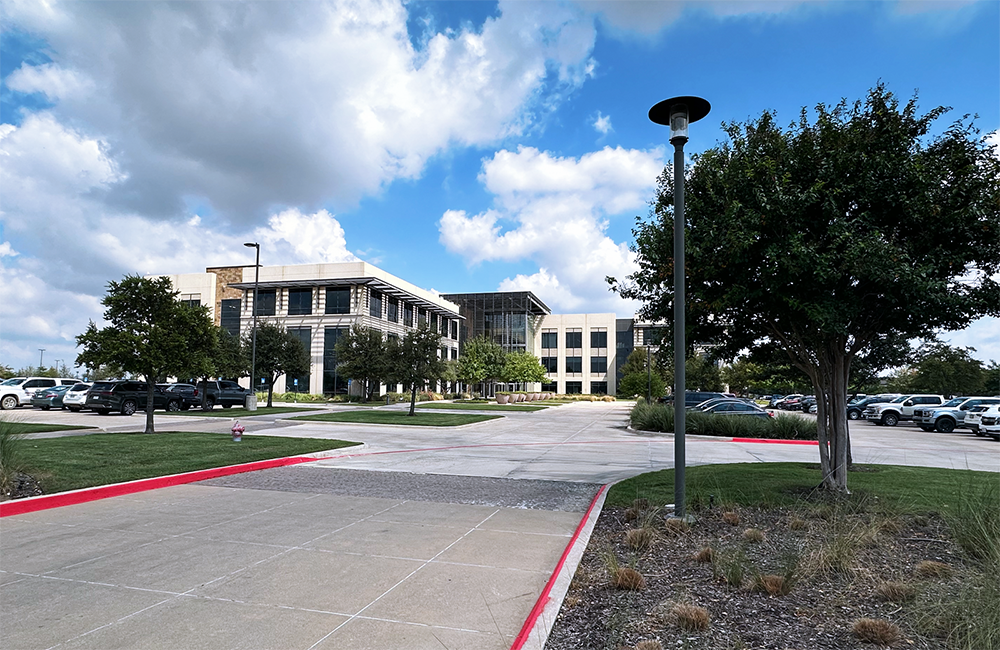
[
  {"left": 592, "top": 111, "right": 612, "bottom": 134},
  {"left": 439, "top": 145, "right": 660, "bottom": 314}
]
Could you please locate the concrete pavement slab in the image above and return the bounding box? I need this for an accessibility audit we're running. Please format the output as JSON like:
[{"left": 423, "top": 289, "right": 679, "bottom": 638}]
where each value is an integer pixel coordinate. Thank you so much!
[
  {"left": 312, "top": 616, "right": 508, "bottom": 650},
  {"left": 303, "top": 519, "right": 475, "bottom": 561}
]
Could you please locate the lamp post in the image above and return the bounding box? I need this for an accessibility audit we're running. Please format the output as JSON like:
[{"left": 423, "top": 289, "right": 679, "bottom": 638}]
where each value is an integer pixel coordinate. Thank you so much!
[
  {"left": 243, "top": 242, "right": 260, "bottom": 399},
  {"left": 38, "top": 348, "right": 45, "bottom": 372},
  {"left": 649, "top": 95, "right": 711, "bottom": 520}
]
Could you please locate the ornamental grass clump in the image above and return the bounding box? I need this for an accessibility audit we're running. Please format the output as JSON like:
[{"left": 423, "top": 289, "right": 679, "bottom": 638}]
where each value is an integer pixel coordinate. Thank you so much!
[
  {"left": 625, "top": 527, "right": 654, "bottom": 552},
  {"left": 851, "top": 618, "right": 902, "bottom": 647},
  {"left": 634, "top": 641, "right": 663, "bottom": 650},
  {"left": 914, "top": 560, "right": 952, "bottom": 579},
  {"left": 743, "top": 528, "right": 765, "bottom": 542},
  {"left": 692, "top": 547, "right": 715, "bottom": 563},
  {"left": 876, "top": 581, "right": 917, "bottom": 602},
  {"left": 0, "top": 418, "right": 28, "bottom": 499},
  {"left": 671, "top": 603, "right": 710, "bottom": 631}
]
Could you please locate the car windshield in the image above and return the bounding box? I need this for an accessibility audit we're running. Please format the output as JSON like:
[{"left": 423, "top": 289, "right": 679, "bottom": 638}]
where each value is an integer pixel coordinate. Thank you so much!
[
  {"left": 941, "top": 398, "right": 965, "bottom": 408},
  {"left": 1, "top": 378, "right": 24, "bottom": 386},
  {"left": 890, "top": 395, "right": 910, "bottom": 403}
]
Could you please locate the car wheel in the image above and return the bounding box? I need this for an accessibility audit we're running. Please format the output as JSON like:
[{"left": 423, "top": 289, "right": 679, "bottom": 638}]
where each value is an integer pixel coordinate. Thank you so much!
[
  {"left": 848, "top": 410, "right": 860, "bottom": 420},
  {"left": 935, "top": 418, "right": 956, "bottom": 433},
  {"left": 121, "top": 400, "right": 137, "bottom": 416},
  {"left": 882, "top": 413, "right": 899, "bottom": 427},
  {"left": 97, "top": 409, "right": 110, "bottom": 416},
  {"left": 69, "top": 407, "right": 80, "bottom": 412},
  {"left": 222, "top": 404, "right": 232, "bottom": 409},
  {"left": 41, "top": 405, "right": 50, "bottom": 411},
  {"left": 973, "top": 429, "right": 984, "bottom": 437},
  {"left": 0, "top": 395, "right": 17, "bottom": 410},
  {"left": 166, "top": 400, "right": 181, "bottom": 412},
  {"left": 181, "top": 404, "right": 190, "bottom": 411}
]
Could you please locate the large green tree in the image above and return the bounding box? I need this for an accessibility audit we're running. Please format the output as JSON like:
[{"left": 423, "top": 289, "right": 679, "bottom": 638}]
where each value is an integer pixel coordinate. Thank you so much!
[
  {"left": 612, "top": 85, "right": 1000, "bottom": 491},
  {"left": 501, "top": 351, "right": 548, "bottom": 388},
  {"left": 387, "top": 326, "right": 448, "bottom": 415},
  {"left": 76, "top": 275, "right": 216, "bottom": 433},
  {"left": 457, "top": 336, "right": 506, "bottom": 395},
  {"left": 250, "top": 322, "right": 310, "bottom": 407},
  {"left": 898, "top": 340, "right": 985, "bottom": 396},
  {"left": 618, "top": 348, "right": 666, "bottom": 399},
  {"left": 335, "top": 325, "right": 390, "bottom": 401}
]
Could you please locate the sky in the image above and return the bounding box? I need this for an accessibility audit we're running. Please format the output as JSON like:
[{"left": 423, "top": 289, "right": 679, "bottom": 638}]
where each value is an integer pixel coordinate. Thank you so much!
[{"left": 1, "top": 0, "right": 998, "bottom": 373}]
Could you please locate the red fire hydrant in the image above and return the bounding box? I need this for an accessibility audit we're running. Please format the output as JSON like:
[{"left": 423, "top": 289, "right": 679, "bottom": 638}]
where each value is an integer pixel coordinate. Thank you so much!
[{"left": 231, "top": 421, "right": 245, "bottom": 442}]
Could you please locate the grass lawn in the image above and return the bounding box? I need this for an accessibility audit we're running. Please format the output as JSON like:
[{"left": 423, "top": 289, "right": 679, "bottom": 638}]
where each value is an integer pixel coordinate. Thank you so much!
[
  {"left": 15, "top": 432, "right": 360, "bottom": 495},
  {"left": 609, "top": 462, "right": 999, "bottom": 514},
  {"left": 169, "top": 406, "right": 320, "bottom": 417},
  {"left": 2, "top": 423, "right": 97, "bottom": 435},
  {"left": 291, "top": 411, "right": 501, "bottom": 427},
  {"left": 416, "top": 402, "right": 546, "bottom": 412}
]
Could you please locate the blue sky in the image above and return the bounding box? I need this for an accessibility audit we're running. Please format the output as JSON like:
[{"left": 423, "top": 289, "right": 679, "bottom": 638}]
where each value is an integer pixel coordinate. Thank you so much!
[{"left": 1, "top": 0, "right": 998, "bottom": 372}]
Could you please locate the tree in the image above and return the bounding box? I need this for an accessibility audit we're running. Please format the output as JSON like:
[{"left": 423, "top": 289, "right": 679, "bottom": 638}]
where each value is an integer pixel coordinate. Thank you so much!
[
  {"left": 335, "top": 325, "right": 389, "bottom": 401},
  {"left": 213, "top": 328, "right": 249, "bottom": 380},
  {"left": 611, "top": 85, "right": 1000, "bottom": 492},
  {"left": 388, "top": 326, "right": 447, "bottom": 415},
  {"left": 721, "top": 357, "right": 763, "bottom": 396},
  {"left": 905, "top": 341, "right": 985, "bottom": 396},
  {"left": 502, "top": 351, "right": 547, "bottom": 388},
  {"left": 250, "top": 322, "right": 310, "bottom": 407},
  {"left": 0, "top": 365, "right": 14, "bottom": 380},
  {"left": 76, "top": 275, "right": 217, "bottom": 433},
  {"left": 458, "top": 336, "right": 506, "bottom": 395},
  {"left": 618, "top": 348, "right": 665, "bottom": 399},
  {"left": 686, "top": 351, "right": 724, "bottom": 392}
]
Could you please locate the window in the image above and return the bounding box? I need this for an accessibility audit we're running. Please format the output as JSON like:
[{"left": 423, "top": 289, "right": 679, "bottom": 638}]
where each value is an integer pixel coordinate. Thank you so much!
[
  {"left": 220, "top": 299, "right": 241, "bottom": 337},
  {"left": 450, "top": 348, "right": 458, "bottom": 360},
  {"left": 369, "top": 290, "right": 382, "bottom": 318},
  {"left": 325, "top": 288, "right": 350, "bottom": 314},
  {"left": 565, "top": 330, "right": 582, "bottom": 348},
  {"left": 591, "top": 356, "right": 607, "bottom": 374},
  {"left": 590, "top": 381, "right": 608, "bottom": 395},
  {"left": 180, "top": 293, "right": 201, "bottom": 308},
  {"left": 542, "top": 357, "right": 558, "bottom": 373},
  {"left": 255, "top": 290, "right": 276, "bottom": 316},
  {"left": 430, "top": 313, "right": 438, "bottom": 333},
  {"left": 323, "top": 327, "right": 348, "bottom": 394},
  {"left": 566, "top": 356, "right": 582, "bottom": 373},
  {"left": 542, "top": 382, "right": 557, "bottom": 392},
  {"left": 450, "top": 320, "right": 458, "bottom": 340},
  {"left": 286, "top": 327, "right": 311, "bottom": 392},
  {"left": 419, "top": 309, "right": 427, "bottom": 325},
  {"left": 541, "top": 331, "right": 557, "bottom": 349},
  {"left": 403, "top": 303, "right": 414, "bottom": 327},
  {"left": 565, "top": 381, "right": 582, "bottom": 394},
  {"left": 288, "top": 288, "right": 312, "bottom": 315},
  {"left": 591, "top": 330, "right": 607, "bottom": 348},
  {"left": 387, "top": 298, "right": 399, "bottom": 323}
]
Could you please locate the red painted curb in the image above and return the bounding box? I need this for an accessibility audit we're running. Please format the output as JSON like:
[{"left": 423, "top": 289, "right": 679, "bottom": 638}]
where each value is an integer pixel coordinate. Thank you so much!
[
  {"left": 0, "top": 454, "right": 324, "bottom": 517},
  {"left": 510, "top": 483, "right": 609, "bottom": 650},
  {"left": 731, "top": 437, "right": 818, "bottom": 445}
]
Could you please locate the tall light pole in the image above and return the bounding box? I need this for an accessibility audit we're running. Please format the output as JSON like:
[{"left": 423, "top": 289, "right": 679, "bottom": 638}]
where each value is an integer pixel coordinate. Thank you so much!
[
  {"left": 649, "top": 95, "right": 710, "bottom": 520},
  {"left": 38, "top": 348, "right": 45, "bottom": 371},
  {"left": 244, "top": 242, "right": 260, "bottom": 398}
]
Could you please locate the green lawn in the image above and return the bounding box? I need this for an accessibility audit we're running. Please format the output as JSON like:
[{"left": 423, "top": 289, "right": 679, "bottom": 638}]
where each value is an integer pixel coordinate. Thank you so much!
[
  {"left": 291, "top": 411, "right": 501, "bottom": 427},
  {"left": 16, "top": 432, "right": 360, "bottom": 495},
  {"left": 168, "top": 406, "right": 320, "bottom": 417},
  {"left": 416, "top": 402, "right": 546, "bottom": 412},
  {"left": 609, "top": 462, "right": 1000, "bottom": 514},
  {"left": 2, "top": 423, "right": 97, "bottom": 435}
]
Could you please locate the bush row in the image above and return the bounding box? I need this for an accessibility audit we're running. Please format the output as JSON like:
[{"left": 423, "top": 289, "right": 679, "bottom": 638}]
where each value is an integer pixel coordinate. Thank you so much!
[{"left": 630, "top": 402, "right": 816, "bottom": 440}]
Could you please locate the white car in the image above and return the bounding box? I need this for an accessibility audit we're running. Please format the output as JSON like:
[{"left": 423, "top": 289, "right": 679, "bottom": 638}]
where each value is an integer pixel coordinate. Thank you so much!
[
  {"left": 0, "top": 376, "right": 80, "bottom": 410},
  {"left": 965, "top": 404, "right": 995, "bottom": 435},
  {"left": 978, "top": 405, "right": 1000, "bottom": 441},
  {"left": 62, "top": 383, "right": 93, "bottom": 412}
]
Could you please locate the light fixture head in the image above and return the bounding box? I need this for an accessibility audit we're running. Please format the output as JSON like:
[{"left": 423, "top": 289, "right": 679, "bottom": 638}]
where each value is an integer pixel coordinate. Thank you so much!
[
  {"left": 243, "top": 242, "right": 258, "bottom": 248},
  {"left": 649, "top": 95, "right": 711, "bottom": 143}
]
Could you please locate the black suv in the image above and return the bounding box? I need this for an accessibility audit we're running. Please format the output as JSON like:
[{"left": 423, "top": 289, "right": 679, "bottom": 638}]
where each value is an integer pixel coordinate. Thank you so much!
[
  {"left": 159, "top": 383, "right": 201, "bottom": 410},
  {"left": 197, "top": 380, "right": 250, "bottom": 409},
  {"left": 86, "top": 381, "right": 182, "bottom": 415}
]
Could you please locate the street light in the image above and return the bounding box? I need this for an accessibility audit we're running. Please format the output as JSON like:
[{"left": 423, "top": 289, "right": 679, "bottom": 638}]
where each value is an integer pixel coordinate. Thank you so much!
[
  {"left": 244, "top": 242, "right": 260, "bottom": 401},
  {"left": 38, "top": 348, "right": 45, "bottom": 371},
  {"left": 649, "top": 95, "right": 711, "bottom": 520}
]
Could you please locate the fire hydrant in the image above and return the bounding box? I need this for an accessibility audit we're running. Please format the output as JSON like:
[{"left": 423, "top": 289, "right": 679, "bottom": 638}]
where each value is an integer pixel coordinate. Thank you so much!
[{"left": 231, "top": 421, "right": 245, "bottom": 442}]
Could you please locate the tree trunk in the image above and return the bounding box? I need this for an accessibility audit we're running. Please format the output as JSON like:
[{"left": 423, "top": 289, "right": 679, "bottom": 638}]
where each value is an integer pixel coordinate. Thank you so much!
[
  {"left": 266, "top": 381, "right": 274, "bottom": 408},
  {"left": 408, "top": 386, "right": 417, "bottom": 416},
  {"left": 144, "top": 376, "right": 156, "bottom": 434},
  {"left": 813, "top": 345, "right": 851, "bottom": 492}
]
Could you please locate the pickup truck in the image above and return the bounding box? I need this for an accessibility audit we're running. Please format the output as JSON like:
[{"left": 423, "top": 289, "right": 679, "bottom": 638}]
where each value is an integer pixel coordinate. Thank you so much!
[
  {"left": 197, "top": 380, "right": 251, "bottom": 409},
  {"left": 863, "top": 394, "right": 946, "bottom": 427},
  {"left": 912, "top": 397, "right": 1000, "bottom": 433}
]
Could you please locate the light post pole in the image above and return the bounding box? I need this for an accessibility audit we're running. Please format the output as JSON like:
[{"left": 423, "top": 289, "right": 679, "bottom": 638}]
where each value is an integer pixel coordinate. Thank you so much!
[
  {"left": 38, "top": 349, "right": 45, "bottom": 372},
  {"left": 649, "top": 95, "right": 710, "bottom": 520},
  {"left": 244, "top": 242, "right": 260, "bottom": 401}
]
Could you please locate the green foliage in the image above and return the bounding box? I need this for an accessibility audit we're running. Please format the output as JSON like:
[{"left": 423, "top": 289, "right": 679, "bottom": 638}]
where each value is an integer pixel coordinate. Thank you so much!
[
  {"left": 212, "top": 328, "right": 249, "bottom": 380},
  {"left": 333, "top": 324, "right": 388, "bottom": 401},
  {"left": 618, "top": 348, "right": 666, "bottom": 398},
  {"left": 686, "top": 351, "right": 724, "bottom": 392},
  {"left": 457, "top": 336, "right": 506, "bottom": 389},
  {"left": 502, "top": 351, "right": 547, "bottom": 385},
  {"left": 76, "top": 275, "right": 217, "bottom": 433},
  {"left": 249, "top": 322, "right": 310, "bottom": 407},
  {"left": 0, "top": 418, "right": 28, "bottom": 498},
  {"left": 721, "top": 357, "right": 762, "bottom": 396},
  {"left": 908, "top": 341, "right": 985, "bottom": 396},
  {"left": 612, "top": 85, "right": 1000, "bottom": 491},
  {"left": 388, "top": 325, "right": 448, "bottom": 415},
  {"left": 629, "top": 402, "right": 815, "bottom": 440},
  {"left": 0, "top": 364, "right": 15, "bottom": 380}
]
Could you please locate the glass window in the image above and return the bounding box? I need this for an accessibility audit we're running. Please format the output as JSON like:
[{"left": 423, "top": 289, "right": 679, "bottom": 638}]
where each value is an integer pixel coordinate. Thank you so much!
[
  {"left": 419, "top": 309, "right": 427, "bottom": 325},
  {"left": 565, "top": 381, "right": 582, "bottom": 394},
  {"left": 288, "top": 288, "right": 312, "bottom": 315},
  {"left": 323, "top": 327, "right": 348, "bottom": 395},
  {"left": 430, "top": 313, "right": 438, "bottom": 333},
  {"left": 542, "top": 357, "right": 558, "bottom": 373},
  {"left": 256, "top": 290, "right": 276, "bottom": 316},
  {"left": 369, "top": 290, "right": 382, "bottom": 318},
  {"left": 590, "top": 330, "right": 607, "bottom": 348},
  {"left": 325, "top": 288, "right": 351, "bottom": 314},
  {"left": 286, "top": 327, "right": 311, "bottom": 392},
  {"left": 542, "top": 382, "right": 557, "bottom": 392},
  {"left": 403, "top": 303, "right": 414, "bottom": 327},
  {"left": 566, "top": 356, "right": 582, "bottom": 373},
  {"left": 387, "top": 298, "right": 399, "bottom": 323},
  {"left": 565, "top": 331, "right": 582, "bottom": 348},
  {"left": 590, "top": 381, "right": 608, "bottom": 395},
  {"left": 220, "top": 299, "right": 241, "bottom": 337},
  {"left": 541, "top": 331, "right": 557, "bottom": 349},
  {"left": 450, "top": 320, "right": 458, "bottom": 340},
  {"left": 450, "top": 348, "right": 458, "bottom": 360},
  {"left": 591, "top": 356, "right": 607, "bottom": 373}
]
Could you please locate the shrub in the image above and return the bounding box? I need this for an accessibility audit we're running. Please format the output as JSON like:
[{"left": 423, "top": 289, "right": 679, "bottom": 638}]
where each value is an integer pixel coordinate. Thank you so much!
[
  {"left": 712, "top": 547, "right": 748, "bottom": 588},
  {"left": 672, "top": 603, "right": 710, "bottom": 631},
  {"left": 851, "top": 618, "right": 901, "bottom": 646},
  {"left": 692, "top": 547, "right": 715, "bottom": 563},
  {"left": 914, "top": 560, "right": 952, "bottom": 579},
  {"left": 722, "top": 511, "right": 741, "bottom": 526},
  {"left": 629, "top": 402, "right": 816, "bottom": 439},
  {"left": 626, "top": 527, "right": 654, "bottom": 552},
  {"left": 0, "top": 418, "right": 28, "bottom": 498},
  {"left": 743, "top": 528, "right": 765, "bottom": 542},
  {"left": 876, "top": 581, "right": 917, "bottom": 602},
  {"left": 789, "top": 516, "right": 808, "bottom": 531},
  {"left": 755, "top": 574, "right": 792, "bottom": 596},
  {"left": 603, "top": 551, "right": 646, "bottom": 590},
  {"left": 634, "top": 641, "right": 663, "bottom": 650}
]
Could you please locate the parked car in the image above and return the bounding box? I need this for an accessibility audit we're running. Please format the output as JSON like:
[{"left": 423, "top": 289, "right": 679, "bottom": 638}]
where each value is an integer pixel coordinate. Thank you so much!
[
  {"left": 796, "top": 396, "right": 817, "bottom": 412},
  {"left": 694, "top": 397, "right": 741, "bottom": 411},
  {"left": 85, "top": 381, "right": 183, "bottom": 415},
  {"left": 197, "top": 380, "right": 251, "bottom": 409},
  {"left": 773, "top": 394, "right": 803, "bottom": 410},
  {"left": 846, "top": 394, "right": 901, "bottom": 421},
  {"left": 978, "top": 405, "right": 1000, "bottom": 441},
  {"left": 965, "top": 404, "right": 995, "bottom": 436},
  {"left": 766, "top": 395, "right": 785, "bottom": 408},
  {"left": 159, "top": 383, "right": 201, "bottom": 410},
  {"left": 700, "top": 401, "right": 771, "bottom": 418},
  {"left": 62, "top": 383, "right": 93, "bottom": 412},
  {"left": 1, "top": 376, "right": 80, "bottom": 410},
  {"left": 30, "top": 385, "right": 72, "bottom": 410},
  {"left": 864, "top": 394, "right": 946, "bottom": 426},
  {"left": 913, "top": 397, "right": 1000, "bottom": 433}
]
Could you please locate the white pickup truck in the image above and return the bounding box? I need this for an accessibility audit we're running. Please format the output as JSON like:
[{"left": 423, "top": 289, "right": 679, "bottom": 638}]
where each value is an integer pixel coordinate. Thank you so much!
[
  {"left": 863, "top": 394, "right": 946, "bottom": 427},
  {"left": 912, "top": 397, "right": 1000, "bottom": 433}
]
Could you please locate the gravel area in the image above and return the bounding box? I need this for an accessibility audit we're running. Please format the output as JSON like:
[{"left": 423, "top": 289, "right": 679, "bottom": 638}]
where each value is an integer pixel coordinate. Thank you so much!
[{"left": 199, "top": 466, "right": 602, "bottom": 511}]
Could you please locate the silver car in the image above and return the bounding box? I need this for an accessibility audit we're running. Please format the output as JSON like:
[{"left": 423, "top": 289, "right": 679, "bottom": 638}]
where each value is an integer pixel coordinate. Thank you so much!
[{"left": 62, "top": 383, "right": 93, "bottom": 412}]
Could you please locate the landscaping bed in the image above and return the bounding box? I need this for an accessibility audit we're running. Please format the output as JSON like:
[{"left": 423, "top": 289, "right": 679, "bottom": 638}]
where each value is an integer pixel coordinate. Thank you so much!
[
  {"left": 416, "top": 402, "right": 546, "bottom": 412},
  {"left": 545, "top": 464, "right": 999, "bottom": 650},
  {"left": 630, "top": 402, "right": 816, "bottom": 440},
  {"left": 291, "top": 411, "right": 502, "bottom": 426}
]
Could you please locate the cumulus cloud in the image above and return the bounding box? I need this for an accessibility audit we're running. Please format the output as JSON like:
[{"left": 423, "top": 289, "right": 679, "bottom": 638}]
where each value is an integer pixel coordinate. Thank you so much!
[
  {"left": 439, "top": 145, "right": 660, "bottom": 313},
  {"left": 592, "top": 111, "right": 612, "bottom": 134}
]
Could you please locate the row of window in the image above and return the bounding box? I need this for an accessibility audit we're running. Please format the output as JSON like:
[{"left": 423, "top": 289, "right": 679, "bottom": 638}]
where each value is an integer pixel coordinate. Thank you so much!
[
  {"left": 541, "top": 329, "right": 608, "bottom": 349},
  {"left": 541, "top": 356, "right": 607, "bottom": 374},
  {"left": 369, "top": 290, "right": 459, "bottom": 338},
  {"left": 540, "top": 381, "right": 608, "bottom": 395}
]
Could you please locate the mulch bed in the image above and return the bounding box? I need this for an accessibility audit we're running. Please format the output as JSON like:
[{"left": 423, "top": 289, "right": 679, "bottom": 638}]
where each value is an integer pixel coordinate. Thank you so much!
[{"left": 545, "top": 500, "right": 970, "bottom": 649}]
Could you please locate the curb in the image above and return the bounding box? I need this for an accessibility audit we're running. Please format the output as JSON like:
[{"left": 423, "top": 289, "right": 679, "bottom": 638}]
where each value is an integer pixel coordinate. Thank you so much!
[
  {"left": 624, "top": 424, "right": 817, "bottom": 445},
  {"left": 511, "top": 483, "right": 610, "bottom": 650},
  {"left": 0, "top": 443, "right": 364, "bottom": 518}
]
